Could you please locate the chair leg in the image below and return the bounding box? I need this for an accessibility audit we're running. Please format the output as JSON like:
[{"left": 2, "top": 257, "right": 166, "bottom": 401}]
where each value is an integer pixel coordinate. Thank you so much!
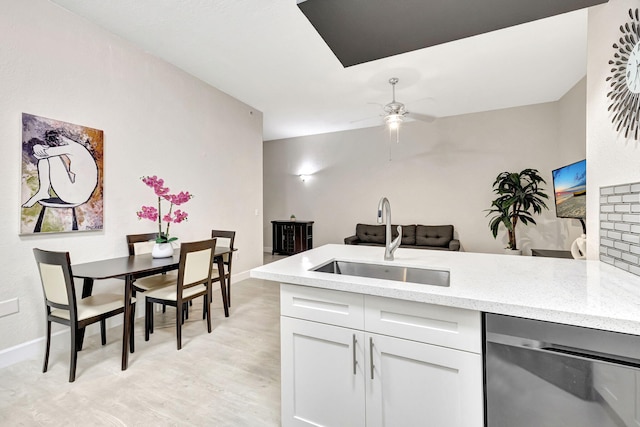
[
  {"left": 220, "top": 280, "right": 229, "bottom": 317},
  {"left": 149, "top": 302, "right": 155, "bottom": 334},
  {"left": 145, "top": 301, "right": 152, "bottom": 342},
  {"left": 43, "top": 320, "right": 51, "bottom": 373},
  {"left": 205, "top": 295, "right": 212, "bottom": 333},
  {"left": 226, "top": 274, "right": 232, "bottom": 307},
  {"left": 69, "top": 327, "right": 78, "bottom": 383},
  {"left": 100, "top": 319, "right": 107, "bottom": 345},
  {"left": 76, "top": 327, "right": 85, "bottom": 351},
  {"left": 176, "top": 304, "right": 183, "bottom": 350}
]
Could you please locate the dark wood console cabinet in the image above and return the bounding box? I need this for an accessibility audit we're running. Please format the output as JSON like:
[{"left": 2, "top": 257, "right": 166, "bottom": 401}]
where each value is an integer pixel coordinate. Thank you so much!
[{"left": 272, "top": 220, "right": 314, "bottom": 255}]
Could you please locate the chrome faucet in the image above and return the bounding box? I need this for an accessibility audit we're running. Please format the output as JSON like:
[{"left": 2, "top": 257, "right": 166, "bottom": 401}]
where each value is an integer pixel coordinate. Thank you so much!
[{"left": 377, "top": 197, "right": 402, "bottom": 261}]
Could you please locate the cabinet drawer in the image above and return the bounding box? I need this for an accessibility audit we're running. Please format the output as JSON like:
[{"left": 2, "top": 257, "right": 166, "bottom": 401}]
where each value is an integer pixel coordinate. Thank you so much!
[
  {"left": 364, "top": 295, "right": 481, "bottom": 353},
  {"left": 281, "top": 284, "right": 365, "bottom": 330}
]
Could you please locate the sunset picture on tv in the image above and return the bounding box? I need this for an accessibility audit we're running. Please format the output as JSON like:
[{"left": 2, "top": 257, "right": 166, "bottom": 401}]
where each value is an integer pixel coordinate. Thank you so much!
[{"left": 552, "top": 159, "right": 586, "bottom": 219}]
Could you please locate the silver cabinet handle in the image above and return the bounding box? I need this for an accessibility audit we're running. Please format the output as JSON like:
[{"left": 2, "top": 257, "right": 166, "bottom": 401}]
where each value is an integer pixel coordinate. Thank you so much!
[
  {"left": 369, "top": 337, "right": 375, "bottom": 380},
  {"left": 352, "top": 334, "right": 357, "bottom": 375}
]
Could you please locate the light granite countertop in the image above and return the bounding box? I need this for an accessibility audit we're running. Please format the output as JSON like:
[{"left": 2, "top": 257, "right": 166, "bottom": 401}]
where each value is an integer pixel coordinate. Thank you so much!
[{"left": 250, "top": 244, "right": 640, "bottom": 335}]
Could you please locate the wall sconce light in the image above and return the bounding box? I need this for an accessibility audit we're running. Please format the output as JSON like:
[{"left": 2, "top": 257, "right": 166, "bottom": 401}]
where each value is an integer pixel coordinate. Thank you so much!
[{"left": 300, "top": 174, "right": 308, "bottom": 182}]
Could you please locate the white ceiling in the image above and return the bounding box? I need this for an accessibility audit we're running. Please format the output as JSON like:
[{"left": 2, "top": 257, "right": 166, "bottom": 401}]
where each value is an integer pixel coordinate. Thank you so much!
[{"left": 49, "top": 0, "right": 588, "bottom": 141}]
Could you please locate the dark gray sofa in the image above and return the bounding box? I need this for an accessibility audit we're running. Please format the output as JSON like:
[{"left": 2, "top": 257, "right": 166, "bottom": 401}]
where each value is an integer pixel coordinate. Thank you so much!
[{"left": 344, "top": 224, "right": 460, "bottom": 251}]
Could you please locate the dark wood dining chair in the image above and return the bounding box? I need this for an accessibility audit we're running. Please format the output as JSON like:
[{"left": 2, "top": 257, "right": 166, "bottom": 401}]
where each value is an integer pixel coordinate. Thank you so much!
[
  {"left": 126, "top": 232, "right": 178, "bottom": 292},
  {"left": 126, "top": 232, "right": 179, "bottom": 323},
  {"left": 126, "top": 232, "right": 159, "bottom": 256},
  {"left": 143, "top": 238, "right": 217, "bottom": 350},
  {"left": 33, "top": 248, "right": 136, "bottom": 382},
  {"left": 211, "top": 229, "right": 236, "bottom": 306}
]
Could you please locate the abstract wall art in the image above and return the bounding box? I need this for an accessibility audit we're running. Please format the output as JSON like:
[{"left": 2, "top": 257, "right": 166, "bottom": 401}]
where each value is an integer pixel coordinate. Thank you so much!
[{"left": 20, "top": 113, "right": 104, "bottom": 234}]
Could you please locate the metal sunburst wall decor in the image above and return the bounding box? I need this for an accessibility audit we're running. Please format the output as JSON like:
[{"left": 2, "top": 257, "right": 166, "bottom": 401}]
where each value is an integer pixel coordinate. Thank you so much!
[{"left": 606, "top": 8, "right": 640, "bottom": 140}]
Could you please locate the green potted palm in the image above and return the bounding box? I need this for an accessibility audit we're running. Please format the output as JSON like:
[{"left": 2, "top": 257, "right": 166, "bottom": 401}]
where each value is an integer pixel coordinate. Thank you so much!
[{"left": 486, "top": 168, "right": 549, "bottom": 254}]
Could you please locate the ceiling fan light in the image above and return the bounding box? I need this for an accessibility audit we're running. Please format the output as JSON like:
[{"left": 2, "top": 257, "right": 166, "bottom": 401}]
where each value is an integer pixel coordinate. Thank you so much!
[{"left": 385, "top": 114, "right": 403, "bottom": 129}]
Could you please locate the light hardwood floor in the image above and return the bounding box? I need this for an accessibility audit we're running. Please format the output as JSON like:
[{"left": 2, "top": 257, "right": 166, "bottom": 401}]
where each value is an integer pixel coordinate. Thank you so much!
[{"left": 0, "top": 274, "right": 281, "bottom": 426}]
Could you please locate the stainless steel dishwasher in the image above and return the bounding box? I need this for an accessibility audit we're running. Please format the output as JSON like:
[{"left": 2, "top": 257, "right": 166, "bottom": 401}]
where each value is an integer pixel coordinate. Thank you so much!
[{"left": 485, "top": 313, "right": 640, "bottom": 427}]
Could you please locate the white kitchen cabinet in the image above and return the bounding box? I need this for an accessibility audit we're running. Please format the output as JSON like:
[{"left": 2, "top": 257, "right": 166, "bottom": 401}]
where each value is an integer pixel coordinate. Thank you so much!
[
  {"left": 280, "top": 283, "right": 483, "bottom": 427},
  {"left": 366, "top": 332, "right": 483, "bottom": 427},
  {"left": 281, "top": 316, "right": 366, "bottom": 427}
]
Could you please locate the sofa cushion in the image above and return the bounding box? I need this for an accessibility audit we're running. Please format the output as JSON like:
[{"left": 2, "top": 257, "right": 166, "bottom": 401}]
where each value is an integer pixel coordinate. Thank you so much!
[
  {"left": 355, "top": 223, "right": 386, "bottom": 244},
  {"left": 415, "top": 225, "right": 454, "bottom": 248},
  {"left": 392, "top": 225, "right": 416, "bottom": 246}
]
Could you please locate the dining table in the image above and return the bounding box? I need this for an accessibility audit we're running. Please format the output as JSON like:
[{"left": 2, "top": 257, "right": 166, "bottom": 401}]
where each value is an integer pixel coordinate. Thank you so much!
[{"left": 71, "top": 246, "right": 236, "bottom": 370}]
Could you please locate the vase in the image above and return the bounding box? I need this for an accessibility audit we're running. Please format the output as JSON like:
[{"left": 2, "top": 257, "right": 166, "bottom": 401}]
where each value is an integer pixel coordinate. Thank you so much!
[
  {"left": 152, "top": 242, "right": 174, "bottom": 258},
  {"left": 570, "top": 234, "right": 587, "bottom": 259}
]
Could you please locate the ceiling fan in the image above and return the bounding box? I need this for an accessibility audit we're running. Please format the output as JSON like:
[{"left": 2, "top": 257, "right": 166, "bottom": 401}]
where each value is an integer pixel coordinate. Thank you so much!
[{"left": 382, "top": 77, "right": 436, "bottom": 130}]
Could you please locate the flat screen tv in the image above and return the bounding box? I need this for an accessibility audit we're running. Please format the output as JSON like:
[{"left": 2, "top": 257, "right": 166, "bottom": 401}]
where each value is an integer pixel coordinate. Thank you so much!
[{"left": 552, "top": 159, "right": 586, "bottom": 219}]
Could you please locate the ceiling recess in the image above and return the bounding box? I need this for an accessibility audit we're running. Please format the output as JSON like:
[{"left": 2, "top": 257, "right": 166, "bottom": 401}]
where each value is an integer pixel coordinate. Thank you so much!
[{"left": 297, "top": 0, "right": 608, "bottom": 67}]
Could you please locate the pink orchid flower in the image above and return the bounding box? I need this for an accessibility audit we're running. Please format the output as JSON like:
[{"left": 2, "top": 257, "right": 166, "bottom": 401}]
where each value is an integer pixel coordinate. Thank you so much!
[{"left": 137, "top": 176, "right": 193, "bottom": 243}]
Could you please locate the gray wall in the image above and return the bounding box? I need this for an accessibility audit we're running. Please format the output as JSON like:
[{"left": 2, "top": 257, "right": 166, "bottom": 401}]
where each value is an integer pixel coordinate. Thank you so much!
[{"left": 264, "top": 78, "right": 586, "bottom": 255}]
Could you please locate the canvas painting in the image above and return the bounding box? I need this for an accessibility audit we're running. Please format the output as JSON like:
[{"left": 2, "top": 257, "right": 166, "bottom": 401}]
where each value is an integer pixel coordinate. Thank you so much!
[{"left": 20, "top": 113, "right": 104, "bottom": 234}]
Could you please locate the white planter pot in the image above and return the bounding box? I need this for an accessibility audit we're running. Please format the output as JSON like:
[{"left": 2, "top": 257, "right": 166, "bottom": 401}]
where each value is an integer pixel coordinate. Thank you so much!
[
  {"left": 570, "top": 234, "right": 587, "bottom": 259},
  {"left": 505, "top": 249, "right": 522, "bottom": 256},
  {"left": 152, "top": 242, "right": 174, "bottom": 258}
]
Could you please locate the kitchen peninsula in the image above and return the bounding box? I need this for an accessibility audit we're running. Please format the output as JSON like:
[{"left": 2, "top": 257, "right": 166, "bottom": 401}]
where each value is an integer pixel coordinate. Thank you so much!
[
  {"left": 253, "top": 244, "right": 640, "bottom": 333},
  {"left": 250, "top": 244, "right": 640, "bottom": 427}
]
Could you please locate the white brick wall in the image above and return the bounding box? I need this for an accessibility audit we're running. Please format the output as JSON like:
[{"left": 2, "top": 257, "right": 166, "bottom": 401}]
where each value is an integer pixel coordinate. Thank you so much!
[{"left": 600, "top": 182, "right": 640, "bottom": 274}]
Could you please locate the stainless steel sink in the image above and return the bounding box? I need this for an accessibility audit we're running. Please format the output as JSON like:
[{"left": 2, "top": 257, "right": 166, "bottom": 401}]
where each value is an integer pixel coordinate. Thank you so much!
[{"left": 312, "top": 260, "right": 450, "bottom": 287}]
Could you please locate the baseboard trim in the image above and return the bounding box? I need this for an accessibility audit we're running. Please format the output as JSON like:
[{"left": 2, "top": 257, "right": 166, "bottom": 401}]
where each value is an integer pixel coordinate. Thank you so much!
[
  {"left": 0, "top": 319, "right": 124, "bottom": 369},
  {"left": 0, "top": 335, "right": 46, "bottom": 369},
  {"left": 233, "top": 270, "right": 250, "bottom": 283}
]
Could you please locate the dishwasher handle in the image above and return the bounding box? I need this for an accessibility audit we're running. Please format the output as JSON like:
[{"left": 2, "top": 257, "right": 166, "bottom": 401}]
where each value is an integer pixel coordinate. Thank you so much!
[
  {"left": 486, "top": 331, "right": 640, "bottom": 369},
  {"left": 542, "top": 345, "right": 640, "bottom": 369}
]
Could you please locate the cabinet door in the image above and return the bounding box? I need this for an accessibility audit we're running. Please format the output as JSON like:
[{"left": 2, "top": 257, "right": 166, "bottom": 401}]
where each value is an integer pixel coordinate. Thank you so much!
[
  {"left": 283, "top": 225, "right": 294, "bottom": 253},
  {"left": 273, "top": 223, "right": 285, "bottom": 254},
  {"left": 366, "top": 333, "right": 483, "bottom": 427},
  {"left": 281, "top": 316, "right": 366, "bottom": 427}
]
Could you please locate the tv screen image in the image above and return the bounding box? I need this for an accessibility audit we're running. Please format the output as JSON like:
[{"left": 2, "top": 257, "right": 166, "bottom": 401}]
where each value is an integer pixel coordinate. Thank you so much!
[{"left": 552, "top": 159, "right": 586, "bottom": 219}]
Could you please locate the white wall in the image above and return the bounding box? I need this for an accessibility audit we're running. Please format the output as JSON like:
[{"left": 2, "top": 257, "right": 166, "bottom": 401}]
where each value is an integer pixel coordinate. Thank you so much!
[
  {"left": 0, "top": 0, "right": 263, "bottom": 353},
  {"left": 586, "top": 0, "right": 640, "bottom": 259},
  {"left": 264, "top": 79, "right": 586, "bottom": 255}
]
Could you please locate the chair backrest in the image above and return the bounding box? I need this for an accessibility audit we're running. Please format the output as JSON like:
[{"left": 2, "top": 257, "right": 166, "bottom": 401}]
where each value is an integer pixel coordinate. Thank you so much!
[
  {"left": 211, "top": 230, "right": 235, "bottom": 249},
  {"left": 126, "top": 232, "right": 160, "bottom": 256},
  {"left": 211, "top": 230, "right": 235, "bottom": 263},
  {"left": 33, "top": 248, "right": 77, "bottom": 316},
  {"left": 177, "top": 238, "right": 217, "bottom": 299}
]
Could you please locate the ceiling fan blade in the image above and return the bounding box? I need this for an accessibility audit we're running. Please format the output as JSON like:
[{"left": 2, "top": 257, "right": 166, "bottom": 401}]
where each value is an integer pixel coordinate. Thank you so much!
[{"left": 406, "top": 112, "right": 437, "bottom": 123}]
